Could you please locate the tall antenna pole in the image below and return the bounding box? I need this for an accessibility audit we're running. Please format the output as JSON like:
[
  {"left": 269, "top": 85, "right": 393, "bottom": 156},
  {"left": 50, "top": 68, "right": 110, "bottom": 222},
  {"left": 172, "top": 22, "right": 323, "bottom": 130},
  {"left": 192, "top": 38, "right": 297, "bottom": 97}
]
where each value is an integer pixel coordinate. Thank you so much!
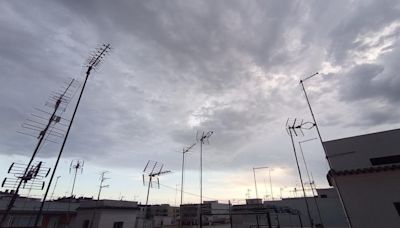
[
  {"left": 299, "top": 138, "right": 324, "bottom": 227},
  {"left": 252, "top": 168, "right": 258, "bottom": 198},
  {"left": 180, "top": 143, "right": 196, "bottom": 205},
  {"left": 34, "top": 44, "right": 111, "bottom": 227},
  {"left": 287, "top": 125, "right": 314, "bottom": 227},
  {"left": 198, "top": 131, "right": 213, "bottom": 228},
  {"left": 50, "top": 176, "right": 61, "bottom": 200},
  {"left": 268, "top": 168, "right": 273, "bottom": 201},
  {"left": 300, "top": 73, "right": 353, "bottom": 228},
  {"left": 0, "top": 79, "right": 74, "bottom": 227},
  {"left": 252, "top": 166, "right": 269, "bottom": 199}
]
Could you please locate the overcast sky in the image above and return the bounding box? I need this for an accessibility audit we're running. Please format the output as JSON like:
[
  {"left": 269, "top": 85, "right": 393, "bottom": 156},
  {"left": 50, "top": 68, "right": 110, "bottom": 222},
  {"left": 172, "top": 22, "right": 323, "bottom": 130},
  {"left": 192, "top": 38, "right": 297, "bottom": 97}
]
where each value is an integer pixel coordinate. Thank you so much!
[{"left": 1, "top": 0, "right": 400, "bottom": 204}]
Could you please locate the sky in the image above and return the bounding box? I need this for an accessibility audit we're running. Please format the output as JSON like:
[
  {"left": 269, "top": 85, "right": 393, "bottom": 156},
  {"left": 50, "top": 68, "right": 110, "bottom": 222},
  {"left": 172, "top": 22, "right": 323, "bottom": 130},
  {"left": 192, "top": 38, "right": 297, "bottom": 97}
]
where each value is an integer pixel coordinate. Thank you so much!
[{"left": 1, "top": 0, "right": 400, "bottom": 205}]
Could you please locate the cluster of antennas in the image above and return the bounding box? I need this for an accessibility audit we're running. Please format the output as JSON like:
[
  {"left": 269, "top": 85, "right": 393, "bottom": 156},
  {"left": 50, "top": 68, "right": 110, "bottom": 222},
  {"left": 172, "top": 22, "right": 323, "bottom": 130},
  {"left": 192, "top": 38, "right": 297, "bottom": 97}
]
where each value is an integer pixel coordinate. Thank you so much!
[
  {"left": 2, "top": 162, "right": 50, "bottom": 190},
  {"left": 86, "top": 43, "right": 111, "bottom": 70},
  {"left": 286, "top": 118, "right": 316, "bottom": 136}
]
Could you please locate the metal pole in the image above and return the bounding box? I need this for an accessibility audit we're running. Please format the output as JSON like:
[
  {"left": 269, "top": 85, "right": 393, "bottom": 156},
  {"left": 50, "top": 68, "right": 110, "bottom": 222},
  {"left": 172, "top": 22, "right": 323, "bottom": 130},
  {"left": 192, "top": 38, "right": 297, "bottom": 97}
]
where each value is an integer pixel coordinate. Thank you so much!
[
  {"left": 300, "top": 77, "right": 353, "bottom": 228},
  {"left": 288, "top": 130, "right": 313, "bottom": 227},
  {"left": 253, "top": 168, "right": 258, "bottom": 198},
  {"left": 199, "top": 136, "right": 203, "bottom": 228},
  {"left": 181, "top": 149, "right": 185, "bottom": 205},
  {"left": 50, "top": 176, "right": 61, "bottom": 200},
  {"left": 229, "top": 200, "right": 233, "bottom": 228},
  {"left": 34, "top": 64, "right": 98, "bottom": 228},
  {"left": 268, "top": 169, "right": 273, "bottom": 201},
  {"left": 299, "top": 140, "right": 324, "bottom": 226},
  {"left": 0, "top": 85, "right": 68, "bottom": 227},
  {"left": 71, "top": 167, "right": 78, "bottom": 197},
  {"left": 146, "top": 176, "right": 152, "bottom": 205}
]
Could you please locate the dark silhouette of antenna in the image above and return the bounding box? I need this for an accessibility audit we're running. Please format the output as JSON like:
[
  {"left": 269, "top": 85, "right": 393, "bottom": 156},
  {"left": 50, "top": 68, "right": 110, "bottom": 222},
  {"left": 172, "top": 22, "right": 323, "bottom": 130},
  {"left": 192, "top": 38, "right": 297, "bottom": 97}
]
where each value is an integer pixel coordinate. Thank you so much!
[
  {"left": 180, "top": 142, "right": 196, "bottom": 205},
  {"left": 69, "top": 160, "right": 84, "bottom": 197},
  {"left": 97, "top": 171, "right": 110, "bottom": 200},
  {"left": 286, "top": 118, "right": 315, "bottom": 228},
  {"left": 1, "top": 162, "right": 50, "bottom": 191},
  {"left": 300, "top": 72, "right": 353, "bottom": 228},
  {"left": 197, "top": 130, "right": 213, "bottom": 228},
  {"left": 34, "top": 43, "right": 111, "bottom": 227},
  {"left": 142, "top": 160, "right": 171, "bottom": 205},
  {"left": 0, "top": 79, "right": 77, "bottom": 227}
]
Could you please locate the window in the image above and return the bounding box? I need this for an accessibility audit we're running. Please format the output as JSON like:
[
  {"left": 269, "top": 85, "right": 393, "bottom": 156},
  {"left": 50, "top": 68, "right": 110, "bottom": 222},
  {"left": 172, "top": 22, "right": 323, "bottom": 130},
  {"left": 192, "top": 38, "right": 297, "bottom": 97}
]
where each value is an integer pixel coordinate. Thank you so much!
[
  {"left": 370, "top": 154, "right": 400, "bottom": 166},
  {"left": 113, "top": 221, "right": 124, "bottom": 228},
  {"left": 394, "top": 202, "right": 400, "bottom": 216},
  {"left": 82, "top": 220, "right": 90, "bottom": 228}
]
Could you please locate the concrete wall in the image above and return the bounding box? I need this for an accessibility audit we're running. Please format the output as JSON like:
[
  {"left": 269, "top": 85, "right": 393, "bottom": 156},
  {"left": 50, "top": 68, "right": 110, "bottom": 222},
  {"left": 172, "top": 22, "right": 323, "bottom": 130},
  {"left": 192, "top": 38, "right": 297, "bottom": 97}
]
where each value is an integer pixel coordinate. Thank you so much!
[{"left": 333, "top": 171, "right": 400, "bottom": 228}]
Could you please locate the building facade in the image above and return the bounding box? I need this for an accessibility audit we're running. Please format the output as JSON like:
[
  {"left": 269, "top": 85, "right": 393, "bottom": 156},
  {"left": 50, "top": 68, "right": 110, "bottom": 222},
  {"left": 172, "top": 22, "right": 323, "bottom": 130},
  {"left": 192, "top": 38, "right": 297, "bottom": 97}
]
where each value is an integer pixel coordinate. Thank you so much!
[{"left": 324, "top": 128, "right": 400, "bottom": 228}]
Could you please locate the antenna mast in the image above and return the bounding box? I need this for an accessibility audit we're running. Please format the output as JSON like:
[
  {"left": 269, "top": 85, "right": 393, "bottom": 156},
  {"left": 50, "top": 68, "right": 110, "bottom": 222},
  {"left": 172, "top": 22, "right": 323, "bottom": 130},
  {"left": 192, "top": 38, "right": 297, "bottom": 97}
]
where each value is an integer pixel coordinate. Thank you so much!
[
  {"left": 34, "top": 43, "right": 111, "bottom": 227},
  {"left": 180, "top": 142, "right": 196, "bottom": 205},
  {"left": 142, "top": 160, "right": 171, "bottom": 205},
  {"left": 97, "top": 171, "right": 110, "bottom": 200},
  {"left": 0, "top": 79, "right": 77, "bottom": 227},
  {"left": 197, "top": 130, "right": 213, "bottom": 228},
  {"left": 300, "top": 72, "right": 353, "bottom": 228},
  {"left": 286, "top": 118, "right": 315, "bottom": 227}
]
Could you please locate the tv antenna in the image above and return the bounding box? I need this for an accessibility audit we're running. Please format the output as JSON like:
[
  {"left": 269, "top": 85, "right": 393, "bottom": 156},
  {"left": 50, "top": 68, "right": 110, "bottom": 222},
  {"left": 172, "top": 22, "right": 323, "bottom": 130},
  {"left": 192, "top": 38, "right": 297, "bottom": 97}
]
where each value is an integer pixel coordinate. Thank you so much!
[
  {"left": 97, "top": 171, "right": 110, "bottom": 200},
  {"left": 197, "top": 130, "right": 213, "bottom": 228},
  {"left": 300, "top": 72, "right": 353, "bottom": 227},
  {"left": 286, "top": 118, "right": 315, "bottom": 227},
  {"left": 69, "top": 160, "right": 84, "bottom": 197},
  {"left": 0, "top": 78, "right": 78, "bottom": 227},
  {"left": 142, "top": 160, "right": 171, "bottom": 205},
  {"left": 180, "top": 142, "right": 196, "bottom": 205},
  {"left": 1, "top": 162, "right": 50, "bottom": 191},
  {"left": 34, "top": 43, "right": 111, "bottom": 227}
]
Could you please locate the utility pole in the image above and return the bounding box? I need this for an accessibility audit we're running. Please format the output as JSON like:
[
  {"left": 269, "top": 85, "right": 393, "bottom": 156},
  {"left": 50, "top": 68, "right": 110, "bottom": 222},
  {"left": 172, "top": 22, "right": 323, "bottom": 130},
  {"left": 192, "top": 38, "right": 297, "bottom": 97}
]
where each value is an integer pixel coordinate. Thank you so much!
[
  {"left": 300, "top": 73, "right": 352, "bottom": 228},
  {"left": 34, "top": 44, "right": 111, "bottom": 228},
  {"left": 97, "top": 171, "right": 110, "bottom": 200}
]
